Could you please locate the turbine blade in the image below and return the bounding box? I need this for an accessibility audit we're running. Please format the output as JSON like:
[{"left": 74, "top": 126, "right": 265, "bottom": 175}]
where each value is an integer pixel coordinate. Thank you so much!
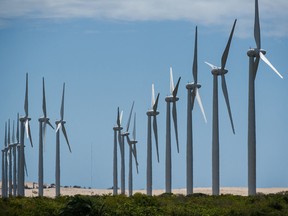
[
  {"left": 126, "top": 101, "right": 134, "bottom": 132},
  {"left": 153, "top": 93, "right": 160, "bottom": 112},
  {"left": 27, "top": 122, "right": 33, "bottom": 147},
  {"left": 172, "top": 102, "right": 179, "bottom": 153},
  {"left": 120, "top": 111, "right": 123, "bottom": 125},
  {"left": 24, "top": 73, "right": 29, "bottom": 117},
  {"left": 43, "top": 123, "right": 47, "bottom": 151},
  {"left": 153, "top": 116, "right": 160, "bottom": 163},
  {"left": 151, "top": 83, "right": 155, "bottom": 107},
  {"left": 62, "top": 124, "right": 71, "bottom": 153},
  {"left": 60, "top": 83, "right": 65, "bottom": 121},
  {"left": 8, "top": 119, "right": 10, "bottom": 145},
  {"left": 12, "top": 120, "right": 15, "bottom": 144},
  {"left": 221, "top": 75, "right": 235, "bottom": 134},
  {"left": 117, "top": 107, "right": 120, "bottom": 127},
  {"left": 132, "top": 145, "right": 139, "bottom": 174},
  {"left": 204, "top": 61, "right": 217, "bottom": 69},
  {"left": 47, "top": 120, "right": 55, "bottom": 130},
  {"left": 196, "top": 89, "right": 207, "bottom": 123},
  {"left": 191, "top": 89, "right": 196, "bottom": 110},
  {"left": 118, "top": 131, "right": 123, "bottom": 154},
  {"left": 16, "top": 113, "right": 19, "bottom": 143},
  {"left": 170, "top": 67, "right": 175, "bottom": 94},
  {"left": 221, "top": 19, "right": 237, "bottom": 70},
  {"left": 56, "top": 122, "right": 62, "bottom": 132},
  {"left": 24, "top": 154, "right": 28, "bottom": 177},
  {"left": 193, "top": 26, "right": 198, "bottom": 83},
  {"left": 254, "top": 56, "right": 260, "bottom": 80},
  {"left": 133, "top": 113, "right": 136, "bottom": 140},
  {"left": 42, "top": 77, "right": 47, "bottom": 117},
  {"left": 4, "top": 122, "right": 7, "bottom": 147},
  {"left": 172, "top": 77, "right": 181, "bottom": 98},
  {"left": 25, "top": 120, "right": 29, "bottom": 139},
  {"left": 259, "top": 52, "right": 283, "bottom": 79},
  {"left": 254, "top": 0, "right": 261, "bottom": 49}
]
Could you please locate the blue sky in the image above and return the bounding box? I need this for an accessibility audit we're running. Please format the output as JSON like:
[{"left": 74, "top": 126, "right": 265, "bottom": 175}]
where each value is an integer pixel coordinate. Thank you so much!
[{"left": 0, "top": 0, "right": 288, "bottom": 190}]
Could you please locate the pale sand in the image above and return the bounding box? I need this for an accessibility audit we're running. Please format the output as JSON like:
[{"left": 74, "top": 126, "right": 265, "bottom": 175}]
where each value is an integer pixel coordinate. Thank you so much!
[
  {"left": 2, "top": 182, "right": 288, "bottom": 197},
  {"left": 24, "top": 187, "right": 288, "bottom": 197}
]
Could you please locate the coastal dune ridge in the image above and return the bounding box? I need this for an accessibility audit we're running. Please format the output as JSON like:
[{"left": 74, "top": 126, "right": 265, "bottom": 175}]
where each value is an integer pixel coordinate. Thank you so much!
[{"left": 1, "top": 182, "right": 287, "bottom": 197}]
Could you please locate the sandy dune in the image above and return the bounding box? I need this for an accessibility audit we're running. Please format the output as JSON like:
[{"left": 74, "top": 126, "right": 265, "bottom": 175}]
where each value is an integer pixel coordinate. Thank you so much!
[
  {"left": 25, "top": 187, "right": 288, "bottom": 197},
  {"left": 2, "top": 182, "right": 288, "bottom": 197}
]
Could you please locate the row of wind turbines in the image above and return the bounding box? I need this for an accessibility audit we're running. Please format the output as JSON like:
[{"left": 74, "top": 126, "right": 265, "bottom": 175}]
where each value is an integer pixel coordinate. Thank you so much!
[
  {"left": 1, "top": 74, "right": 71, "bottom": 197},
  {"left": 113, "top": 0, "right": 283, "bottom": 196}
]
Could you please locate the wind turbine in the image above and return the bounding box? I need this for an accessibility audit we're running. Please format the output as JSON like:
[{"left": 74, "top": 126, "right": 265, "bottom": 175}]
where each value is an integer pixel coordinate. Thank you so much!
[
  {"left": 10, "top": 118, "right": 18, "bottom": 197},
  {"left": 186, "top": 26, "right": 207, "bottom": 195},
  {"left": 112, "top": 107, "right": 123, "bottom": 195},
  {"left": 2, "top": 122, "right": 7, "bottom": 198},
  {"left": 165, "top": 67, "right": 181, "bottom": 193},
  {"left": 38, "top": 77, "right": 54, "bottom": 196},
  {"left": 19, "top": 73, "right": 33, "bottom": 196},
  {"left": 8, "top": 119, "right": 12, "bottom": 196},
  {"left": 247, "top": 0, "right": 283, "bottom": 196},
  {"left": 126, "top": 113, "right": 139, "bottom": 196},
  {"left": 205, "top": 19, "right": 237, "bottom": 195},
  {"left": 55, "top": 83, "right": 71, "bottom": 196},
  {"left": 146, "top": 84, "right": 160, "bottom": 196},
  {"left": 119, "top": 101, "right": 134, "bottom": 195}
]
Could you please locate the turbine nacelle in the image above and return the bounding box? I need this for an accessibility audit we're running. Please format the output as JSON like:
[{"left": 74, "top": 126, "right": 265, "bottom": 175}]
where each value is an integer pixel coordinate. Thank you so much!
[
  {"left": 165, "top": 95, "right": 179, "bottom": 103},
  {"left": 146, "top": 110, "right": 159, "bottom": 116},
  {"left": 247, "top": 48, "right": 266, "bottom": 57},
  {"left": 212, "top": 68, "right": 228, "bottom": 76},
  {"left": 113, "top": 126, "right": 123, "bottom": 131},
  {"left": 121, "top": 131, "right": 130, "bottom": 137},
  {"left": 186, "top": 82, "right": 201, "bottom": 90}
]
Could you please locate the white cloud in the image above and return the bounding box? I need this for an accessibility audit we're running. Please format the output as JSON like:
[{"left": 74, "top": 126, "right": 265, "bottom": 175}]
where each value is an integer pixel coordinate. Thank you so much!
[{"left": 0, "top": 0, "right": 287, "bottom": 37}]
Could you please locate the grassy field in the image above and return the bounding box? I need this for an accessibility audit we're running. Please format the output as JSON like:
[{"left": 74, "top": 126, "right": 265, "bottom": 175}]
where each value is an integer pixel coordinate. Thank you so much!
[{"left": 1, "top": 192, "right": 288, "bottom": 215}]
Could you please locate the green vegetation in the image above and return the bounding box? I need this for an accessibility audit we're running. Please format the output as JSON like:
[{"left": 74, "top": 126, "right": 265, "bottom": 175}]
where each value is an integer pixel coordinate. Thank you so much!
[{"left": 2, "top": 192, "right": 288, "bottom": 215}]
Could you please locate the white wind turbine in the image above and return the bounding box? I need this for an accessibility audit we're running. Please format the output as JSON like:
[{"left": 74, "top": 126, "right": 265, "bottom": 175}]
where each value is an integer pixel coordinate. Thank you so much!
[
  {"left": 8, "top": 119, "right": 12, "bottom": 196},
  {"left": 205, "top": 19, "right": 237, "bottom": 195},
  {"left": 126, "top": 113, "right": 139, "bottom": 196},
  {"left": 120, "top": 101, "right": 134, "bottom": 195},
  {"left": 165, "top": 67, "right": 181, "bottom": 193},
  {"left": 2, "top": 122, "right": 7, "bottom": 198},
  {"left": 38, "top": 77, "right": 54, "bottom": 196},
  {"left": 19, "top": 73, "right": 33, "bottom": 196},
  {"left": 186, "top": 26, "right": 207, "bottom": 195},
  {"left": 112, "top": 107, "right": 123, "bottom": 195},
  {"left": 247, "top": 0, "right": 283, "bottom": 196},
  {"left": 55, "top": 83, "right": 71, "bottom": 196},
  {"left": 10, "top": 118, "right": 18, "bottom": 197},
  {"left": 146, "top": 84, "right": 160, "bottom": 196}
]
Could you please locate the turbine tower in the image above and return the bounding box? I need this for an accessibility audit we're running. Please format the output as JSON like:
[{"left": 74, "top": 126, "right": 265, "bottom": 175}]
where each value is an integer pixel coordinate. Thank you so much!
[
  {"left": 120, "top": 101, "right": 134, "bottom": 195},
  {"left": 205, "top": 19, "right": 237, "bottom": 195},
  {"left": 247, "top": 0, "right": 283, "bottom": 196},
  {"left": 112, "top": 107, "right": 123, "bottom": 195},
  {"left": 38, "top": 77, "right": 54, "bottom": 196},
  {"left": 126, "top": 113, "right": 139, "bottom": 196},
  {"left": 165, "top": 67, "right": 181, "bottom": 193},
  {"left": 146, "top": 84, "right": 160, "bottom": 196},
  {"left": 186, "top": 26, "right": 207, "bottom": 195},
  {"left": 55, "top": 83, "right": 71, "bottom": 196},
  {"left": 19, "top": 73, "right": 33, "bottom": 196}
]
